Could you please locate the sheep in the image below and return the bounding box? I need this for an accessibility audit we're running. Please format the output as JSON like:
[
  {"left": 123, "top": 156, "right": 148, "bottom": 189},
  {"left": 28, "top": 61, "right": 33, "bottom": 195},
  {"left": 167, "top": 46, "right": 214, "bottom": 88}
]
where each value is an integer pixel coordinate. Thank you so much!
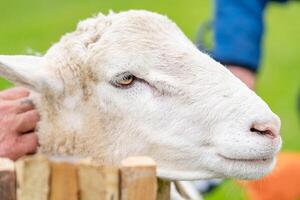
[{"left": 0, "top": 10, "right": 281, "bottom": 182}]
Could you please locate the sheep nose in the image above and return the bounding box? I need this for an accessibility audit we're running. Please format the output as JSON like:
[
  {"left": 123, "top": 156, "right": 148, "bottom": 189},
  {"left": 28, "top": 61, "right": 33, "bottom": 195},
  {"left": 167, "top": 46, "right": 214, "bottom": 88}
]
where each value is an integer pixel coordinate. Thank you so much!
[{"left": 250, "top": 121, "right": 280, "bottom": 139}]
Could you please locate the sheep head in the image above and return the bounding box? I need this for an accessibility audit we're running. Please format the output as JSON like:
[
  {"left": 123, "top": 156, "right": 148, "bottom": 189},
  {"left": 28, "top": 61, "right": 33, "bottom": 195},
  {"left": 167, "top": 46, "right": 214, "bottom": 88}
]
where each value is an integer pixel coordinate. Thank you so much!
[{"left": 0, "top": 10, "right": 281, "bottom": 180}]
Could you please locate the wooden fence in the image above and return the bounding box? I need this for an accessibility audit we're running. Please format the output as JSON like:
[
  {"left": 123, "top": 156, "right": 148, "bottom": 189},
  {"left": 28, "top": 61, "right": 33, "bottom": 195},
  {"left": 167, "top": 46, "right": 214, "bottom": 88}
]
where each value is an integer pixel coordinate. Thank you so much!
[{"left": 0, "top": 155, "right": 170, "bottom": 200}]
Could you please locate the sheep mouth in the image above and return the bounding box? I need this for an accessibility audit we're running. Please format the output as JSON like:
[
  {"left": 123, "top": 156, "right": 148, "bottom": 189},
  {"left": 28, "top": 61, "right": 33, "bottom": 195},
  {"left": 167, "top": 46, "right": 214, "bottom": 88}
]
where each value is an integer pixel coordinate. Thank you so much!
[{"left": 218, "top": 154, "right": 273, "bottom": 163}]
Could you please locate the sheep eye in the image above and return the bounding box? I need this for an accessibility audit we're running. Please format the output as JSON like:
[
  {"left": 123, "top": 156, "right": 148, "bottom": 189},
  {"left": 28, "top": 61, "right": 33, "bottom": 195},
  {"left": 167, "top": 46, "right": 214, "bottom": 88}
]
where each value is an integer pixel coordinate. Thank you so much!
[{"left": 112, "top": 72, "right": 135, "bottom": 87}]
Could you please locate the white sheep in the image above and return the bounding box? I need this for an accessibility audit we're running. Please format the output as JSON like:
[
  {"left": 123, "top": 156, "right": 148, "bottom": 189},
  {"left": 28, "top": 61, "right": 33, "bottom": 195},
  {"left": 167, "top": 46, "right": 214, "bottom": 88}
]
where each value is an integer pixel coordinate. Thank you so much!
[{"left": 0, "top": 10, "right": 281, "bottom": 183}]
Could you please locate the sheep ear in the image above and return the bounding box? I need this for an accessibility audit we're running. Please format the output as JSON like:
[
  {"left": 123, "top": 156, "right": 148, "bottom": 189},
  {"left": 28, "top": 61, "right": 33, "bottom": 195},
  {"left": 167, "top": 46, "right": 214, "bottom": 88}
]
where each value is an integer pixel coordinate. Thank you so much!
[{"left": 0, "top": 55, "right": 57, "bottom": 92}]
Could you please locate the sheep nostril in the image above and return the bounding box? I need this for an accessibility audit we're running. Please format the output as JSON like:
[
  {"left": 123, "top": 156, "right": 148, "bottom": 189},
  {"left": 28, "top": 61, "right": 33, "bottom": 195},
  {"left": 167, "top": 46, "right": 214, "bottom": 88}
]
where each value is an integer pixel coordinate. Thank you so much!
[{"left": 250, "top": 124, "right": 278, "bottom": 139}]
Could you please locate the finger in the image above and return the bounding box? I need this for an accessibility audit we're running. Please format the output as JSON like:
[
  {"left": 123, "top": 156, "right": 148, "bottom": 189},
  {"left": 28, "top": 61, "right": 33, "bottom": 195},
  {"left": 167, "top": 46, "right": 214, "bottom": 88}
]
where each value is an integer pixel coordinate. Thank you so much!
[
  {"left": 16, "top": 132, "right": 39, "bottom": 155},
  {"left": 17, "top": 98, "right": 35, "bottom": 114},
  {"left": 0, "top": 98, "right": 34, "bottom": 114},
  {"left": 0, "top": 87, "right": 30, "bottom": 100},
  {"left": 15, "top": 110, "right": 40, "bottom": 133}
]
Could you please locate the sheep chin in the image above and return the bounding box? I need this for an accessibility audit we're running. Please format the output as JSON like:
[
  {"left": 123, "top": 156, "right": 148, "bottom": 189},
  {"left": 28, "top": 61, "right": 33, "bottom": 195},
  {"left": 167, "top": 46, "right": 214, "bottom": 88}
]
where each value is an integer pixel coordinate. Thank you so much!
[{"left": 156, "top": 168, "right": 221, "bottom": 181}]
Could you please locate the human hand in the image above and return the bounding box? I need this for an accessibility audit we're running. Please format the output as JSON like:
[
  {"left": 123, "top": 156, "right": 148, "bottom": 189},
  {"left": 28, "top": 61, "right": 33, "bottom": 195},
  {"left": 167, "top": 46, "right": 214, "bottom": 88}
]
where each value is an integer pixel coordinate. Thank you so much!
[
  {"left": 227, "top": 66, "right": 256, "bottom": 90},
  {"left": 0, "top": 87, "right": 39, "bottom": 160}
]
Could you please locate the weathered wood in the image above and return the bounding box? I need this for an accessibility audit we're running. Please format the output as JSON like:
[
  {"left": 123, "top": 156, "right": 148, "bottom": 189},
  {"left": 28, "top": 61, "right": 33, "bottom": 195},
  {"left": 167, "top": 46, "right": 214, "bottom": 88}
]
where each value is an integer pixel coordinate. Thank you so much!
[
  {"left": 50, "top": 161, "right": 79, "bottom": 200},
  {"left": 78, "top": 162, "right": 119, "bottom": 200},
  {"left": 7, "top": 155, "right": 169, "bottom": 200},
  {"left": 156, "top": 179, "right": 170, "bottom": 200},
  {"left": 120, "top": 156, "right": 157, "bottom": 200},
  {"left": 0, "top": 158, "right": 16, "bottom": 200},
  {"left": 15, "top": 155, "right": 50, "bottom": 200}
]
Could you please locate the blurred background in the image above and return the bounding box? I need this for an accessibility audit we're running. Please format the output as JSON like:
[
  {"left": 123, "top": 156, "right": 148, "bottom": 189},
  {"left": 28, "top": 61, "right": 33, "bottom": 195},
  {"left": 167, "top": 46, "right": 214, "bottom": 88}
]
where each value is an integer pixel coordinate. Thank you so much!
[{"left": 0, "top": 0, "right": 299, "bottom": 199}]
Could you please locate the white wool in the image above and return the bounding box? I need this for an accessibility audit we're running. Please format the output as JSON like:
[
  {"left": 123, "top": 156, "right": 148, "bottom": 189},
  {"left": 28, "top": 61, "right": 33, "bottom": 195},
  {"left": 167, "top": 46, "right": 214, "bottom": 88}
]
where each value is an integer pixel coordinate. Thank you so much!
[{"left": 0, "top": 10, "right": 281, "bottom": 181}]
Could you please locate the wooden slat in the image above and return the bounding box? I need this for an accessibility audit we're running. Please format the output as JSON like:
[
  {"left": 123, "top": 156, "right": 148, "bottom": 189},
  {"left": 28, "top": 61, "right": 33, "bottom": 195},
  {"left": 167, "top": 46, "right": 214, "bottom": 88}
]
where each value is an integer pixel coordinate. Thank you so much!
[
  {"left": 15, "top": 155, "right": 50, "bottom": 200},
  {"left": 156, "top": 179, "right": 170, "bottom": 200},
  {"left": 78, "top": 162, "right": 119, "bottom": 200},
  {"left": 0, "top": 158, "right": 16, "bottom": 200},
  {"left": 120, "top": 157, "right": 157, "bottom": 200},
  {"left": 50, "top": 161, "right": 78, "bottom": 200}
]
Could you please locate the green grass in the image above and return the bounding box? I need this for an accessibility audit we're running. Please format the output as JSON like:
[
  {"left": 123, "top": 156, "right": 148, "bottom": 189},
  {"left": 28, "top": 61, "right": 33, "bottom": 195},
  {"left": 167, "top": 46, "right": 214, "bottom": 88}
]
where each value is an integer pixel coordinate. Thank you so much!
[
  {"left": 0, "top": 1, "right": 299, "bottom": 199},
  {"left": 258, "top": 3, "right": 300, "bottom": 151}
]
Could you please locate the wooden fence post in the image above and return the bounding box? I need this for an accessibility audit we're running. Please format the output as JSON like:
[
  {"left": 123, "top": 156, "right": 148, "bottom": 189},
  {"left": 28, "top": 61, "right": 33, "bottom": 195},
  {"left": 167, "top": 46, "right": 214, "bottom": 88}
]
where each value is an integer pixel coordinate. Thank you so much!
[
  {"left": 1, "top": 155, "right": 169, "bottom": 200},
  {"left": 50, "top": 161, "right": 78, "bottom": 200},
  {"left": 78, "top": 162, "right": 119, "bottom": 200},
  {"left": 120, "top": 157, "right": 157, "bottom": 200},
  {"left": 15, "top": 155, "right": 50, "bottom": 200},
  {"left": 0, "top": 158, "right": 16, "bottom": 200}
]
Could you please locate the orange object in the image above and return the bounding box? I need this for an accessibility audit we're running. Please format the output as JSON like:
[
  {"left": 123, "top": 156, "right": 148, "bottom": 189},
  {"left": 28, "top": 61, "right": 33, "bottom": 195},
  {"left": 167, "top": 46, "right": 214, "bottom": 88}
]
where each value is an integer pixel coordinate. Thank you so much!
[{"left": 239, "top": 152, "right": 300, "bottom": 200}]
